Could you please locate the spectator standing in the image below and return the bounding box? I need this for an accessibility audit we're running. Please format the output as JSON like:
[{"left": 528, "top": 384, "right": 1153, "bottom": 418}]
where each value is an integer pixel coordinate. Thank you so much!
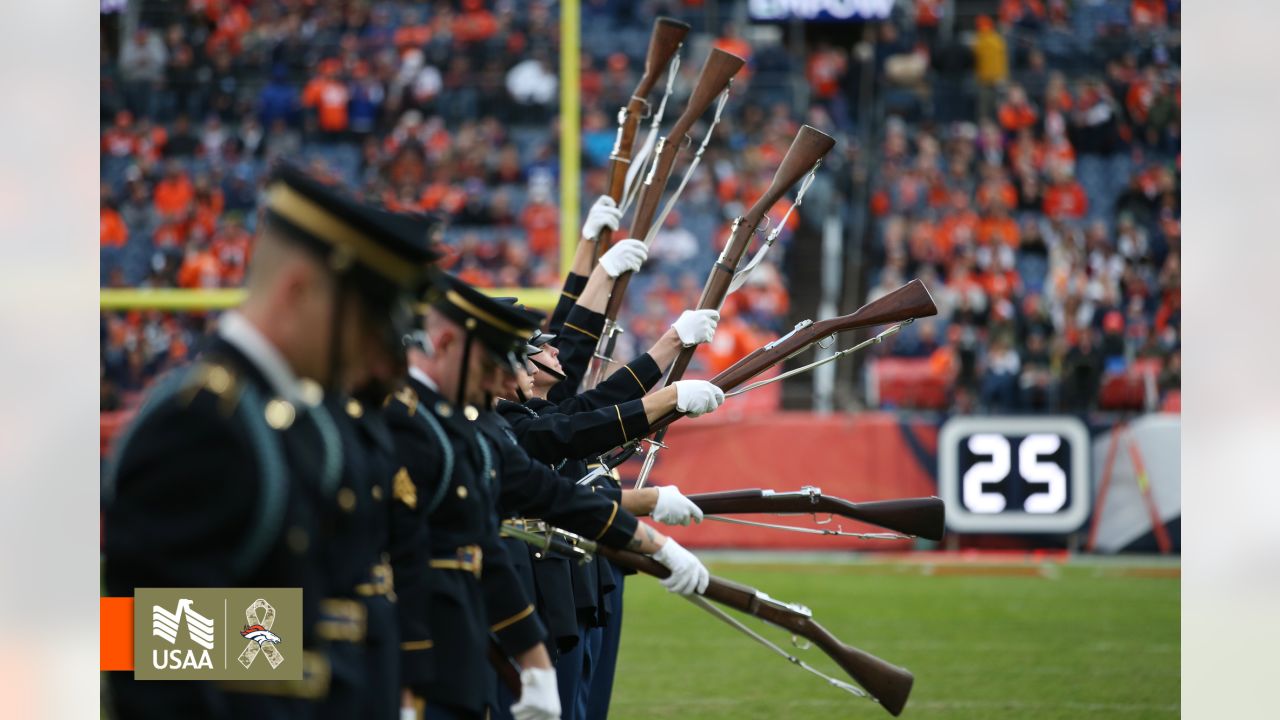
[
  {"left": 119, "top": 28, "right": 168, "bottom": 119},
  {"left": 973, "top": 16, "right": 1009, "bottom": 121},
  {"left": 979, "top": 335, "right": 1021, "bottom": 411},
  {"left": 302, "top": 60, "right": 351, "bottom": 138},
  {"left": 258, "top": 66, "right": 300, "bottom": 130}
]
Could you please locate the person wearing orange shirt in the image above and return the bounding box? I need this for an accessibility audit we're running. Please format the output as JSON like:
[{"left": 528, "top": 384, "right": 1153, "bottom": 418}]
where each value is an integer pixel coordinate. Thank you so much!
[
  {"left": 302, "top": 59, "right": 351, "bottom": 136},
  {"left": 454, "top": 0, "right": 498, "bottom": 44},
  {"left": 521, "top": 197, "right": 559, "bottom": 260},
  {"left": 152, "top": 161, "right": 195, "bottom": 218},
  {"left": 176, "top": 240, "right": 224, "bottom": 289},
  {"left": 713, "top": 23, "right": 752, "bottom": 79},
  {"left": 101, "top": 200, "right": 128, "bottom": 249},
  {"left": 976, "top": 202, "right": 1020, "bottom": 249},
  {"left": 704, "top": 305, "right": 760, "bottom": 376},
  {"left": 1042, "top": 164, "right": 1089, "bottom": 220},
  {"left": 211, "top": 214, "right": 252, "bottom": 287},
  {"left": 997, "top": 84, "right": 1038, "bottom": 135}
]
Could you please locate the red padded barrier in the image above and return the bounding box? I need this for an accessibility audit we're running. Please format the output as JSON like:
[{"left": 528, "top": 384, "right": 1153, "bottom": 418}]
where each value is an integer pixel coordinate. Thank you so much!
[{"left": 622, "top": 412, "right": 939, "bottom": 550}]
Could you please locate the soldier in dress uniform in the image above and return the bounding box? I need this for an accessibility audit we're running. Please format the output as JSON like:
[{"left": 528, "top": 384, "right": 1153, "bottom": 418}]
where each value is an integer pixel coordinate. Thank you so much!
[
  {"left": 102, "top": 162, "right": 438, "bottom": 720},
  {"left": 316, "top": 214, "right": 444, "bottom": 720},
  {"left": 385, "top": 275, "right": 563, "bottom": 720},
  {"left": 494, "top": 237, "right": 727, "bottom": 717},
  {"left": 458, "top": 326, "right": 713, "bottom": 720}
]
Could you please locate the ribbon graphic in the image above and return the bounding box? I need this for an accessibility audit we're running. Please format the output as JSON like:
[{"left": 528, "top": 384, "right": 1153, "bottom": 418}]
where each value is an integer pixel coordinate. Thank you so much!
[{"left": 238, "top": 598, "right": 284, "bottom": 670}]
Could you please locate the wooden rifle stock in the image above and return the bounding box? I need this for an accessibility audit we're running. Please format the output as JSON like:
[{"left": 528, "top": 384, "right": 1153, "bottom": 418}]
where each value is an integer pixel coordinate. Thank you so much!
[
  {"left": 603, "top": 48, "right": 746, "bottom": 322},
  {"left": 665, "top": 124, "right": 836, "bottom": 383},
  {"left": 488, "top": 640, "right": 522, "bottom": 697},
  {"left": 686, "top": 489, "right": 946, "bottom": 541},
  {"left": 594, "top": 545, "right": 915, "bottom": 716},
  {"left": 595, "top": 18, "right": 690, "bottom": 256},
  {"left": 714, "top": 279, "right": 937, "bottom": 391},
  {"left": 638, "top": 279, "right": 937, "bottom": 438}
]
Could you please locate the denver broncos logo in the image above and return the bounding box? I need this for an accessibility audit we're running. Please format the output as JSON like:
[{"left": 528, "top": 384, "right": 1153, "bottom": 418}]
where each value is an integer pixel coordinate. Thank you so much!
[{"left": 240, "top": 624, "right": 283, "bottom": 646}]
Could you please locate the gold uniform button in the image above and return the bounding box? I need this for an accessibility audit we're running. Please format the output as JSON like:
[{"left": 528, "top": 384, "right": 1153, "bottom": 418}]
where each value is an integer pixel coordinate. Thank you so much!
[
  {"left": 436, "top": 402, "right": 452, "bottom": 418},
  {"left": 346, "top": 399, "right": 363, "bottom": 418},
  {"left": 287, "top": 526, "right": 310, "bottom": 554},
  {"left": 456, "top": 485, "right": 468, "bottom": 499},
  {"left": 338, "top": 487, "right": 357, "bottom": 512},
  {"left": 206, "top": 365, "right": 232, "bottom": 394},
  {"left": 463, "top": 405, "right": 479, "bottom": 421},
  {"left": 265, "top": 399, "right": 296, "bottom": 429},
  {"left": 298, "top": 379, "right": 324, "bottom": 407},
  {"left": 371, "top": 485, "right": 384, "bottom": 501}
]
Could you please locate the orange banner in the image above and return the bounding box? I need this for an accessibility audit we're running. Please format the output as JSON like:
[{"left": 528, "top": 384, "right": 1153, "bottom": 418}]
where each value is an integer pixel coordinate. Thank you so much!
[{"left": 101, "top": 597, "right": 133, "bottom": 671}]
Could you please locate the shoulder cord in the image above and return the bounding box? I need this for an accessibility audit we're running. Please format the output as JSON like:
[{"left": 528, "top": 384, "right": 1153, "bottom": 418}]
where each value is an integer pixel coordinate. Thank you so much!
[{"left": 415, "top": 401, "right": 456, "bottom": 516}]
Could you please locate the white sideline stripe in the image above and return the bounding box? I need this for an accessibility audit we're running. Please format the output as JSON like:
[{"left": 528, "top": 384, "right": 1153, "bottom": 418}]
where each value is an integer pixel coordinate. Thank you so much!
[
  {"left": 613, "top": 697, "right": 1178, "bottom": 713},
  {"left": 692, "top": 550, "right": 1181, "bottom": 569}
]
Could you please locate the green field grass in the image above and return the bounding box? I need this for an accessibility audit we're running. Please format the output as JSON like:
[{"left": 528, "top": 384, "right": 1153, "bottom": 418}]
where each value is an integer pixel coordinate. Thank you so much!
[{"left": 610, "top": 556, "right": 1179, "bottom": 720}]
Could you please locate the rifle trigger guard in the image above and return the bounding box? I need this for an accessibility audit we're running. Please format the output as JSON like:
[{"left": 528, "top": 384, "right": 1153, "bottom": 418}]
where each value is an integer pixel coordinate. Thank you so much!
[{"left": 791, "top": 635, "right": 813, "bottom": 651}]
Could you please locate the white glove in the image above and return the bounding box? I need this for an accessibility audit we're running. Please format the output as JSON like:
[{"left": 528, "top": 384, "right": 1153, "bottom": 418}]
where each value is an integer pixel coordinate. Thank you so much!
[
  {"left": 673, "top": 380, "right": 724, "bottom": 417},
  {"left": 598, "top": 238, "right": 648, "bottom": 278},
  {"left": 670, "top": 309, "right": 720, "bottom": 346},
  {"left": 652, "top": 537, "right": 710, "bottom": 595},
  {"left": 581, "top": 194, "right": 622, "bottom": 240},
  {"left": 510, "top": 666, "right": 561, "bottom": 720},
  {"left": 652, "top": 485, "right": 703, "bottom": 526}
]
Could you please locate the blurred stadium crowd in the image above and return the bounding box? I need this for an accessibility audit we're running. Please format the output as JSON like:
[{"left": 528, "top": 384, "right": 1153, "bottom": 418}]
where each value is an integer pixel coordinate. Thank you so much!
[
  {"left": 864, "top": 0, "right": 1180, "bottom": 414},
  {"left": 100, "top": 0, "right": 1179, "bottom": 416}
]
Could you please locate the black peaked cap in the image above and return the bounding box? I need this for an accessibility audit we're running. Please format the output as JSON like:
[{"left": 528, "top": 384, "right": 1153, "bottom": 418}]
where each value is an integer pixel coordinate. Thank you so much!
[{"left": 262, "top": 161, "right": 442, "bottom": 297}]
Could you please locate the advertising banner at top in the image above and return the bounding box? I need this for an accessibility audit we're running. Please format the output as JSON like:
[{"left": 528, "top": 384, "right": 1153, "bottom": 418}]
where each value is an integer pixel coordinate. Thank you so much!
[{"left": 749, "top": 0, "right": 894, "bottom": 22}]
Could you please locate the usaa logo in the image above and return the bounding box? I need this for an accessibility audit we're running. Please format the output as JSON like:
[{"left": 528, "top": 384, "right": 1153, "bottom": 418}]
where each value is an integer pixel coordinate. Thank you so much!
[{"left": 151, "top": 598, "right": 216, "bottom": 670}]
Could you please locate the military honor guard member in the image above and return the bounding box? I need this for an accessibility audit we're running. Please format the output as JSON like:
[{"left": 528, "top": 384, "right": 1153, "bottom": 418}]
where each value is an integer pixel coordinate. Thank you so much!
[
  {"left": 385, "top": 276, "right": 559, "bottom": 720},
  {"left": 102, "top": 163, "right": 438, "bottom": 719}
]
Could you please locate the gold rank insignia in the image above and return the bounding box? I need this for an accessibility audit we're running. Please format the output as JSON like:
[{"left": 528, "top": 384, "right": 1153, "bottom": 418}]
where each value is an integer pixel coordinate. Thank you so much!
[
  {"left": 394, "top": 386, "right": 418, "bottom": 415},
  {"left": 345, "top": 398, "right": 363, "bottom": 418},
  {"left": 393, "top": 468, "right": 417, "bottom": 509}
]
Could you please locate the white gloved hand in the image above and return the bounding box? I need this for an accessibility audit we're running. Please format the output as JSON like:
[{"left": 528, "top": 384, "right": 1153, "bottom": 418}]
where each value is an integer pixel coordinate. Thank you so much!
[
  {"left": 598, "top": 238, "right": 648, "bottom": 278},
  {"left": 510, "top": 666, "right": 561, "bottom": 720},
  {"left": 652, "top": 485, "right": 704, "bottom": 526},
  {"left": 670, "top": 309, "right": 720, "bottom": 346},
  {"left": 673, "top": 380, "right": 725, "bottom": 417},
  {"left": 581, "top": 194, "right": 622, "bottom": 241},
  {"left": 652, "top": 537, "right": 710, "bottom": 595}
]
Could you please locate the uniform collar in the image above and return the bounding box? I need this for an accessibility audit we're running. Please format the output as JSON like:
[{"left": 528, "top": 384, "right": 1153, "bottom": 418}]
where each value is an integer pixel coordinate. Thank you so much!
[
  {"left": 408, "top": 365, "right": 440, "bottom": 394},
  {"left": 218, "top": 311, "right": 305, "bottom": 404}
]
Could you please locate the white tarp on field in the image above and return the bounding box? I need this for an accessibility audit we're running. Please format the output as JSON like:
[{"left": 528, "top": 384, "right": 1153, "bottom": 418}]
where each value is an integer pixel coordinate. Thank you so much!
[{"left": 1090, "top": 414, "right": 1181, "bottom": 553}]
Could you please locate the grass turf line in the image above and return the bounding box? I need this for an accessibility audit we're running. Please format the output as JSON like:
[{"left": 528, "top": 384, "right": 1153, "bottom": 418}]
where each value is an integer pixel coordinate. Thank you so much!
[{"left": 610, "top": 561, "right": 1178, "bottom": 719}]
